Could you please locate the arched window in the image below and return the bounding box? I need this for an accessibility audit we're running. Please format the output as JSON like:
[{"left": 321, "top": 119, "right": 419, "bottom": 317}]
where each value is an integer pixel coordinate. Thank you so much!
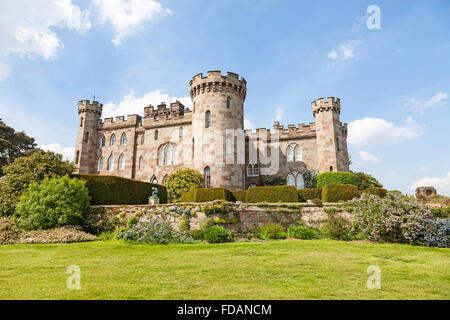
[
  {"left": 158, "top": 145, "right": 164, "bottom": 166},
  {"left": 100, "top": 135, "right": 106, "bottom": 148},
  {"left": 162, "top": 175, "right": 168, "bottom": 185},
  {"left": 204, "top": 167, "right": 211, "bottom": 188},
  {"left": 150, "top": 175, "right": 158, "bottom": 184},
  {"left": 141, "top": 134, "right": 145, "bottom": 145},
  {"left": 287, "top": 145, "right": 294, "bottom": 162},
  {"left": 107, "top": 154, "right": 114, "bottom": 171},
  {"left": 179, "top": 127, "right": 183, "bottom": 138},
  {"left": 205, "top": 111, "right": 211, "bottom": 128},
  {"left": 80, "top": 117, "right": 84, "bottom": 127},
  {"left": 287, "top": 171, "right": 305, "bottom": 189},
  {"left": 253, "top": 164, "right": 260, "bottom": 176},
  {"left": 165, "top": 144, "right": 173, "bottom": 165},
  {"left": 294, "top": 145, "right": 302, "bottom": 162},
  {"left": 110, "top": 134, "right": 116, "bottom": 146},
  {"left": 120, "top": 133, "right": 127, "bottom": 145},
  {"left": 226, "top": 97, "right": 231, "bottom": 109},
  {"left": 226, "top": 135, "right": 232, "bottom": 157},
  {"left": 118, "top": 153, "right": 125, "bottom": 170},
  {"left": 154, "top": 130, "right": 158, "bottom": 140},
  {"left": 330, "top": 166, "right": 333, "bottom": 172},
  {"left": 138, "top": 156, "right": 144, "bottom": 170},
  {"left": 173, "top": 145, "right": 178, "bottom": 165},
  {"left": 98, "top": 156, "right": 104, "bottom": 172},
  {"left": 84, "top": 132, "right": 89, "bottom": 144},
  {"left": 247, "top": 164, "right": 253, "bottom": 177}
]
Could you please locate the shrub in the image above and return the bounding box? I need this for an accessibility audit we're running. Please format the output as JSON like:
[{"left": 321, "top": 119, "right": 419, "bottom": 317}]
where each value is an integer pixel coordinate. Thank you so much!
[
  {"left": 301, "top": 169, "right": 319, "bottom": 188},
  {"left": 246, "top": 186, "right": 299, "bottom": 203},
  {"left": 80, "top": 208, "right": 124, "bottom": 235},
  {"left": 180, "top": 188, "right": 234, "bottom": 203},
  {"left": 18, "top": 227, "right": 96, "bottom": 244},
  {"left": 118, "top": 218, "right": 193, "bottom": 244},
  {"left": 0, "top": 151, "right": 74, "bottom": 217},
  {"left": 201, "top": 201, "right": 232, "bottom": 216},
  {"left": 298, "top": 188, "right": 322, "bottom": 202},
  {"left": 258, "top": 223, "right": 286, "bottom": 240},
  {"left": 73, "top": 174, "right": 167, "bottom": 205},
  {"left": 354, "top": 172, "right": 383, "bottom": 190},
  {"left": 316, "top": 172, "right": 357, "bottom": 189},
  {"left": 0, "top": 217, "right": 23, "bottom": 245},
  {"left": 322, "top": 184, "right": 359, "bottom": 203},
  {"left": 351, "top": 193, "right": 433, "bottom": 245},
  {"left": 231, "top": 190, "right": 248, "bottom": 202},
  {"left": 203, "top": 225, "right": 234, "bottom": 243},
  {"left": 362, "top": 187, "right": 388, "bottom": 198},
  {"left": 199, "top": 217, "right": 215, "bottom": 230},
  {"left": 178, "top": 214, "right": 190, "bottom": 231},
  {"left": 321, "top": 213, "right": 354, "bottom": 241},
  {"left": 16, "top": 176, "right": 90, "bottom": 231},
  {"left": 423, "top": 219, "right": 449, "bottom": 248},
  {"left": 165, "top": 168, "right": 203, "bottom": 202},
  {"left": 430, "top": 207, "right": 450, "bottom": 219},
  {"left": 287, "top": 224, "right": 321, "bottom": 239},
  {"left": 191, "top": 229, "right": 204, "bottom": 241}
]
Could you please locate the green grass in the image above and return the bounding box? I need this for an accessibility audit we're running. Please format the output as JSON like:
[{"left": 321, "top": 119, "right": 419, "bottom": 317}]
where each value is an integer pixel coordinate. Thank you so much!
[{"left": 0, "top": 240, "right": 448, "bottom": 300}]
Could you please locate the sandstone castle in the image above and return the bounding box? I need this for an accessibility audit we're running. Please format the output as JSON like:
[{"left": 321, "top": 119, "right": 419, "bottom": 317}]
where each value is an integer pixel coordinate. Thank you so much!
[{"left": 75, "top": 71, "right": 350, "bottom": 190}]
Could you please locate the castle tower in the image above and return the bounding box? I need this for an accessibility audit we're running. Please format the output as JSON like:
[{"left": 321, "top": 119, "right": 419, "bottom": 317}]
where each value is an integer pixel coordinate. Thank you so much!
[
  {"left": 190, "top": 71, "right": 247, "bottom": 190},
  {"left": 74, "top": 100, "right": 103, "bottom": 174},
  {"left": 312, "top": 97, "right": 349, "bottom": 173}
]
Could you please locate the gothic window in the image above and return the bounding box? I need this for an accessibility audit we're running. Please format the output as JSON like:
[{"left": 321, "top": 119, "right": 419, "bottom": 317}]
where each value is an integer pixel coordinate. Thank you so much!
[
  {"left": 141, "top": 134, "right": 145, "bottom": 145},
  {"left": 120, "top": 133, "right": 127, "bottom": 145},
  {"left": 98, "top": 157, "right": 104, "bottom": 172},
  {"left": 154, "top": 130, "right": 158, "bottom": 140},
  {"left": 118, "top": 153, "right": 125, "bottom": 171},
  {"left": 253, "top": 164, "right": 260, "bottom": 176},
  {"left": 107, "top": 154, "right": 114, "bottom": 171},
  {"left": 165, "top": 144, "right": 173, "bottom": 165},
  {"left": 226, "top": 97, "right": 231, "bottom": 109},
  {"left": 247, "top": 164, "right": 253, "bottom": 177},
  {"left": 150, "top": 175, "right": 157, "bottom": 184},
  {"left": 294, "top": 145, "right": 302, "bottom": 162},
  {"left": 158, "top": 145, "right": 164, "bottom": 166},
  {"left": 110, "top": 134, "right": 116, "bottom": 146},
  {"left": 158, "top": 143, "right": 178, "bottom": 166},
  {"left": 204, "top": 167, "right": 211, "bottom": 188},
  {"left": 205, "top": 111, "right": 211, "bottom": 128},
  {"left": 100, "top": 135, "right": 106, "bottom": 148},
  {"left": 162, "top": 175, "right": 168, "bottom": 186},
  {"left": 179, "top": 127, "right": 183, "bottom": 138},
  {"left": 247, "top": 163, "right": 259, "bottom": 177},
  {"left": 138, "top": 156, "right": 144, "bottom": 170},
  {"left": 287, "top": 171, "right": 305, "bottom": 189},
  {"left": 287, "top": 145, "right": 294, "bottom": 162}
]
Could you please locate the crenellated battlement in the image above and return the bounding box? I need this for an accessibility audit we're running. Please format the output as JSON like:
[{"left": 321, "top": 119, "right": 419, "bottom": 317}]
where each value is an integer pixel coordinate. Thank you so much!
[
  {"left": 189, "top": 70, "right": 247, "bottom": 100},
  {"left": 311, "top": 96, "right": 341, "bottom": 116},
  {"left": 100, "top": 114, "right": 142, "bottom": 129},
  {"left": 78, "top": 100, "right": 103, "bottom": 116},
  {"left": 243, "top": 122, "right": 317, "bottom": 141}
]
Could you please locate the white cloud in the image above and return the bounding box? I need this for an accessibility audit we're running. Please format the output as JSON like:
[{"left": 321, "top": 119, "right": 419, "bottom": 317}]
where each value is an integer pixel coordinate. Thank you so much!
[
  {"left": 328, "top": 40, "right": 360, "bottom": 61},
  {"left": 102, "top": 89, "right": 191, "bottom": 119},
  {"left": 93, "top": 0, "right": 172, "bottom": 45},
  {"left": 410, "top": 172, "right": 450, "bottom": 196},
  {"left": 0, "top": 0, "right": 91, "bottom": 80},
  {"left": 357, "top": 150, "right": 380, "bottom": 164},
  {"left": 42, "top": 143, "right": 75, "bottom": 161},
  {"left": 348, "top": 117, "right": 425, "bottom": 148},
  {"left": 244, "top": 119, "right": 254, "bottom": 130},
  {"left": 417, "top": 167, "right": 429, "bottom": 173},
  {"left": 407, "top": 92, "right": 448, "bottom": 112}
]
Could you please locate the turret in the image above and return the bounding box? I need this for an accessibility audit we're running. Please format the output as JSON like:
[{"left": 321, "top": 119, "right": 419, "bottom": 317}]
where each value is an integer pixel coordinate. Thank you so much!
[
  {"left": 312, "top": 97, "right": 349, "bottom": 172},
  {"left": 74, "top": 100, "right": 103, "bottom": 173},
  {"left": 190, "top": 71, "right": 247, "bottom": 189}
]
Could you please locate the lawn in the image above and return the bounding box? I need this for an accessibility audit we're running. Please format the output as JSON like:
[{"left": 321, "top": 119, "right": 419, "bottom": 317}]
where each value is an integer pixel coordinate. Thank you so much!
[{"left": 0, "top": 240, "right": 448, "bottom": 300}]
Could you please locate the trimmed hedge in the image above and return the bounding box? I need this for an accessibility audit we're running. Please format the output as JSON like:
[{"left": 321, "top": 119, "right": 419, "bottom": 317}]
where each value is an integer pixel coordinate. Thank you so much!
[
  {"left": 361, "top": 187, "right": 388, "bottom": 198},
  {"left": 180, "top": 188, "right": 234, "bottom": 203},
  {"left": 298, "top": 188, "right": 322, "bottom": 202},
  {"left": 231, "top": 190, "right": 248, "bottom": 202},
  {"left": 316, "top": 172, "right": 357, "bottom": 189},
  {"left": 246, "top": 186, "right": 299, "bottom": 203},
  {"left": 322, "top": 184, "right": 359, "bottom": 203},
  {"left": 72, "top": 174, "right": 167, "bottom": 205}
]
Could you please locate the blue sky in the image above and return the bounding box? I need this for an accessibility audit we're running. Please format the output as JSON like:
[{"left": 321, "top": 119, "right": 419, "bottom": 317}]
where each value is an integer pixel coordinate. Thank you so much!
[{"left": 0, "top": 0, "right": 449, "bottom": 195}]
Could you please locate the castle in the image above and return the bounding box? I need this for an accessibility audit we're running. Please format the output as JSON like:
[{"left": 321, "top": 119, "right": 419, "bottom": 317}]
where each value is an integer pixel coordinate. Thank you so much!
[{"left": 74, "top": 71, "right": 350, "bottom": 190}]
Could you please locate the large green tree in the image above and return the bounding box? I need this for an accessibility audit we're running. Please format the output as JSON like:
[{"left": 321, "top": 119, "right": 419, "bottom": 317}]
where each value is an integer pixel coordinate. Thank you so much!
[
  {"left": 0, "top": 119, "right": 37, "bottom": 175},
  {"left": 166, "top": 168, "right": 203, "bottom": 202}
]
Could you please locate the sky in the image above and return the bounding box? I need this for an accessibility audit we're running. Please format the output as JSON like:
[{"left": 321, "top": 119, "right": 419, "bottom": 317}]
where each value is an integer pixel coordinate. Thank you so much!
[{"left": 0, "top": 0, "right": 449, "bottom": 195}]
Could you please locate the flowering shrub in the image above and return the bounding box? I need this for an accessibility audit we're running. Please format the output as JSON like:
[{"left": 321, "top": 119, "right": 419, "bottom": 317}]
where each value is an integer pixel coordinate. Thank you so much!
[
  {"left": 118, "top": 218, "right": 193, "bottom": 244},
  {"left": 18, "top": 227, "right": 96, "bottom": 244},
  {"left": 352, "top": 193, "right": 433, "bottom": 245},
  {"left": 321, "top": 213, "right": 354, "bottom": 241},
  {"left": 0, "top": 217, "right": 23, "bottom": 245},
  {"left": 423, "top": 219, "right": 449, "bottom": 248}
]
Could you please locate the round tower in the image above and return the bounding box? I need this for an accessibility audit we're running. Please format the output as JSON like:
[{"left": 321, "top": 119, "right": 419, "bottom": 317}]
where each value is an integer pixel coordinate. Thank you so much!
[
  {"left": 190, "top": 71, "right": 247, "bottom": 190},
  {"left": 74, "top": 100, "right": 102, "bottom": 174},
  {"left": 312, "top": 97, "right": 349, "bottom": 173}
]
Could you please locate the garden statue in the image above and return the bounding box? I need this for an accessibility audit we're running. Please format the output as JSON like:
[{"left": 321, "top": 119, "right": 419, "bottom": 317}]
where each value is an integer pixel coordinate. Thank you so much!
[
  {"left": 151, "top": 187, "right": 158, "bottom": 199},
  {"left": 149, "top": 187, "right": 160, "bottom": 205}
]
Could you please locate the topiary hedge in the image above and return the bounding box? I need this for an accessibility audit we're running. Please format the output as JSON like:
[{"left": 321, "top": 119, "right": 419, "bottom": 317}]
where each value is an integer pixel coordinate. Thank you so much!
[
  {"left": 231, "top": 190, "right": 248, "bottom": 202},
  {"left": 298, "top": 188, "right": 322, "bottom": 202},
  {"left": 72, "top": 174, "right": 167, "bottom": 205},
  {"left": 361, "top": 187, "right": 388, "bottom": 198},
  {"left": 316, "top": 172, "right": 358, "bottom": 189},
  {"left": 180, "top": 188, "right": 234, "bottom": 203},
  {"left": 246, "top": 186, "right": 299, "bottom": 203},
  {"left": 322, "top": 184, "right": 360, "bottom": 203}
]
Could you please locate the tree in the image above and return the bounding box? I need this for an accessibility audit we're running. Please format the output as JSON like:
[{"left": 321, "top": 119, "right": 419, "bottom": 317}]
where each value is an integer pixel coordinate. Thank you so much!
[
  {"left": 0, "top": 151, "right": 75, "bottom": 217},
  {"left": 354, "top": 172, "right": 383, "bottom": 190},
  {"left": 16, "top": 176, "right": 90, "bottom": 231},
  {"left": 0, "top": 119, "right": 37, "bottom": 175},
  {"left": 301, "top": 169, "right": 319, "bottom": 188},
  {"left": 166, "top": 168, "right": 203, "bottom": 202}
]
